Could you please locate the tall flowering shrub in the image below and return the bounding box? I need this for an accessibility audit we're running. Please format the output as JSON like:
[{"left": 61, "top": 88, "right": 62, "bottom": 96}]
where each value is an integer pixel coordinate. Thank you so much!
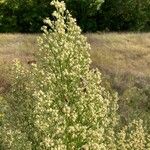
[{"left": 1, "top": 0, "right": 149, "bottom": 149}]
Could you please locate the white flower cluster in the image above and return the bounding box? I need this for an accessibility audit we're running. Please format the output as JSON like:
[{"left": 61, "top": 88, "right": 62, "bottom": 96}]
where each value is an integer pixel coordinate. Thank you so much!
[
  {"left": 1, "top": 0, "right": 149, "bottom": 150},
  {"left": 117, "top": 119, "right": 148, "bottom": 150}
]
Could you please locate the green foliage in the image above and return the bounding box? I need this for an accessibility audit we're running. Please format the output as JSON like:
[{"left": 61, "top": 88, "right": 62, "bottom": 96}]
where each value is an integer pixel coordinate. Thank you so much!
[
  {"left": 99, "top": 0, "right": 150, "bottom": 31},
  {"left": 65, "top": 0, "right": 104, "bottom": 32},
  {"left": 0, "top": 0, "right": 104, "bottom": 32},
  {"left": 117, "top": 119, "right": 147, "bottom": 150},
  {"left": 0, "top": 0, "right": 53, "bottom": 32},
  {"left": 0, "top": 0, "right": 150, "bottom": 32},
  {"left": 1, "top": 0, "right": 150, "bottom": 149}
]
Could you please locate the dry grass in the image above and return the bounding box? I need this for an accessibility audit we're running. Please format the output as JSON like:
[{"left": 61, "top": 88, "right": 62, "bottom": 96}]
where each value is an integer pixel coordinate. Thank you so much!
[
  {"left": 0, "top": 34, "right": 37, "bottom": 93},
  {"left": 0, "top": 33, "right": 150, "bottom": 93},
  {"left": 0, "top": 34, "right": 37, "bottom": 63},
  {"left": 88, "top": 33, "right": 150, "bottom": 78},
  {"left": 87, "top": 33, "right": 150, "bottom": 94}
]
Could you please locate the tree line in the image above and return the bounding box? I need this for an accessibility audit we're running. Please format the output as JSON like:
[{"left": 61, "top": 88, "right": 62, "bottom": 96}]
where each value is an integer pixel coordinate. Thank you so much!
[{"left": 0, "top": 0, "right": 150, "bottom": 33}]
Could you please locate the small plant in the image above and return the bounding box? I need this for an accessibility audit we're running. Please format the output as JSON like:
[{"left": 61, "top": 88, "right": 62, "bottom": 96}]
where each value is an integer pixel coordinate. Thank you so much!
[{"left": 1, "top": 0, "right": 149, "bottom": 149}]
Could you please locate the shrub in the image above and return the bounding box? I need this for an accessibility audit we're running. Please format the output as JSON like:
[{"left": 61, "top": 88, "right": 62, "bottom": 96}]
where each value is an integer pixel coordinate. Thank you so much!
[
  {"left": 117, "top": 119, "right": 147, "bottom": 150},
  {"left": 1, "top": 0, "right": 149, "bottom": 149}
]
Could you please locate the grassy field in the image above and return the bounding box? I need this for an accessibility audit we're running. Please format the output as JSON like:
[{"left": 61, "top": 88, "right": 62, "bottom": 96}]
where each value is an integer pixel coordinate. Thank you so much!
[
  {"left": 87, "top": 33, "right": 150, "bottom": 123},
  {"left": 0, "top": 34, "right": 37, "bottom": 93},
  {"left": 89, "top": 33, "right": 150, "bottom": 77},
  {"left": 0, "top": 33, "right": 150, "bottom": 90},
  {"left": 88, "top": 33, "right": 150, "bottom": 93},
  {"left": 0, "top": 33, "right": 150, "bottom": 122}
]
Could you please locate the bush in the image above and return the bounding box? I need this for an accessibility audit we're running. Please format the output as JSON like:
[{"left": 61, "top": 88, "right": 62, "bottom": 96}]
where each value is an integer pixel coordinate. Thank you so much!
[{"left": 1, "top": 0, "right": 149, "bottom": 149}]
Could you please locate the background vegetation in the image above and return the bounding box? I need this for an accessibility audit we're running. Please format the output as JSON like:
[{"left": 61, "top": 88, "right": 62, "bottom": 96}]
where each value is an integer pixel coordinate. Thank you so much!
[{"left": 0, "top": 0, "right": 150, "bottom": 32}]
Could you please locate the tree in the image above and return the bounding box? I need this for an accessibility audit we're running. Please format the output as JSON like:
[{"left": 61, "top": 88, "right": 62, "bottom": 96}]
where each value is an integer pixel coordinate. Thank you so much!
[
  {"left": 0, "top": 0, "right": 53, "bottom": 32},
  {"left": 0, "top": 0, "right": 104, "bottom": 32},
  {"left": 99, "top": 0, "right": 150, "bottom": 31},
  {"left": 65, "top": 0, "right": 104, "bottom": 32}
]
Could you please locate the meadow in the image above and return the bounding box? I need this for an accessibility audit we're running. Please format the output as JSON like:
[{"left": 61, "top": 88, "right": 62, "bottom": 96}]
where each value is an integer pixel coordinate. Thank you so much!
[{"left": 0, "top": 33, "right": 150, "bottom": 123}]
